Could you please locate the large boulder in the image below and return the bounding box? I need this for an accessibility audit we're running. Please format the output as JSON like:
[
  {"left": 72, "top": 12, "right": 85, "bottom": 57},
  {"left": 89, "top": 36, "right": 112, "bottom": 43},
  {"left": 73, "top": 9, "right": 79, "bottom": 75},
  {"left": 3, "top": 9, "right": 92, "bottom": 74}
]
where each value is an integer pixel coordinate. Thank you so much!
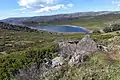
[
  {"left": 58, "top": 40, "right": 77, "bottom": 56},
  {"left": 76, "top": 35, "right": 98, "bottom": 55},
  {"left": 58, "top": 35, "right": 98, "bottom": 55},
  {"left": 58, "top": 35, "right": 98, "bottom": 66}
]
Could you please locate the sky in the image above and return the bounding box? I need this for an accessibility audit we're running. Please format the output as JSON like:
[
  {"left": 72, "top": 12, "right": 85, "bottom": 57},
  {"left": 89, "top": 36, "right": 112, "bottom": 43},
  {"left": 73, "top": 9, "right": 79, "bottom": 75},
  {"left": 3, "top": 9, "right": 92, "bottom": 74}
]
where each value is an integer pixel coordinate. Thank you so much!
[{"left": 0, "top": 0, "right": 120, "bottom": 20}]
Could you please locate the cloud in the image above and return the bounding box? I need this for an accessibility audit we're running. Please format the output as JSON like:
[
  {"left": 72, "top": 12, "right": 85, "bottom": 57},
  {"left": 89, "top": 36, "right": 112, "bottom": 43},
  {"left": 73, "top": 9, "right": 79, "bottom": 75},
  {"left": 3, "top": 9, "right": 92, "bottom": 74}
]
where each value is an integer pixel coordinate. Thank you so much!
[
  {"left": 17, "top": 0, "right": 74, "bottom": 14},
  {"left": 34, "top": 4, "right": 74, "bottom": 13},
  {"left": 34, "top": 4, "right": 65, "bottom": 13},
  {"left": 67, "top": 3, "right": 74, "bottom": 7},
  {"left": 112, "top": 1, "right": 120, "bottom": 6},
  {"left": 18, "top": 0, "right": 58, "bottom": 7},
  {"left": 14, "top": 7, "right": 27, "bottom": 11}
]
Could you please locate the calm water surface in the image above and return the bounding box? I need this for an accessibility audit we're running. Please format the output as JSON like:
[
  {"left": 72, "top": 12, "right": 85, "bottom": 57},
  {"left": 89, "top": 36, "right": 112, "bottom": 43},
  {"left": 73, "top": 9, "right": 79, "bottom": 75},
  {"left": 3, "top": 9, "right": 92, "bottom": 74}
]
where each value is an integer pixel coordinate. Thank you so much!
[{"left": 31, "top": 26, "right": 88, "bottom": 33}]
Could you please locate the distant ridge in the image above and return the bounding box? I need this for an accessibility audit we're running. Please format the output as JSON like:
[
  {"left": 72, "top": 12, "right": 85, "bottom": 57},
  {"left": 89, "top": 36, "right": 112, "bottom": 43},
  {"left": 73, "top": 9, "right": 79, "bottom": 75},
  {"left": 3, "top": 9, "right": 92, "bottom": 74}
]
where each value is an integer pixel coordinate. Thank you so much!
[
  {"left": 2, "top": 11, "right": 119, "bottom": 23},
  {"left": 1, "top": 11, "right": 120, "bottom": 27}
]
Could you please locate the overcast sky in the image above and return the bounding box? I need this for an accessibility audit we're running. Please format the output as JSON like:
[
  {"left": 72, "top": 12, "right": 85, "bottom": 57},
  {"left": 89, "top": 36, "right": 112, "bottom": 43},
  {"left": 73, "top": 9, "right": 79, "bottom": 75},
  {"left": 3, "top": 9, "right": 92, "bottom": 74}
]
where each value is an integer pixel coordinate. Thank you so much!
[{"left": 0, "top": 0, "right": 120, "bottom": 19}]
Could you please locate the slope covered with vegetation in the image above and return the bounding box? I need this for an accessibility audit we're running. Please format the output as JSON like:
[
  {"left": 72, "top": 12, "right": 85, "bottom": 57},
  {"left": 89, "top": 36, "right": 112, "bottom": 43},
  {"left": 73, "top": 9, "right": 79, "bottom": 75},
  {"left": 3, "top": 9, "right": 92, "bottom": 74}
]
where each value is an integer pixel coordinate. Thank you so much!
[
  {"left": 2, "top": 12, "right": 120, "bottom": 30},
  {"left": 3, "top": 12, "right": 120, "bottom": 30},
  {"left": 1, "top": 13, "right": 120, "bottom": 80},
  {"left": 1, "top": 26, "right": 120, "bottom": 80},
  {"left": 38, "top": 14, "right": 120, "bottom": 30}
]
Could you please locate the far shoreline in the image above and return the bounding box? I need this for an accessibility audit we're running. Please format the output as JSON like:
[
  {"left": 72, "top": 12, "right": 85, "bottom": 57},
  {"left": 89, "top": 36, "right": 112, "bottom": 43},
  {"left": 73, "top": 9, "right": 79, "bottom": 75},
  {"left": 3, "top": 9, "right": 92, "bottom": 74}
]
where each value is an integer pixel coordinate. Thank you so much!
[{"left": 30, "top": 24, "right": 90, "bottom": 34}]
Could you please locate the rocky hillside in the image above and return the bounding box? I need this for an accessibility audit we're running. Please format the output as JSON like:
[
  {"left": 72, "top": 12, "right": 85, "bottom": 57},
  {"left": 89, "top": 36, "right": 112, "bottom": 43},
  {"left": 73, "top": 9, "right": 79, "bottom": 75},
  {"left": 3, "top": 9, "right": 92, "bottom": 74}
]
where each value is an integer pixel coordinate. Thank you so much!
[
  {"left": 1, "top": 10, "right": 120, "bottom": 80},
  {"left": 15, "top": 35, "right": 109, "bottom": 80},
  {"left": 1, "top": 25, "right": 120, "bottom": 80}
]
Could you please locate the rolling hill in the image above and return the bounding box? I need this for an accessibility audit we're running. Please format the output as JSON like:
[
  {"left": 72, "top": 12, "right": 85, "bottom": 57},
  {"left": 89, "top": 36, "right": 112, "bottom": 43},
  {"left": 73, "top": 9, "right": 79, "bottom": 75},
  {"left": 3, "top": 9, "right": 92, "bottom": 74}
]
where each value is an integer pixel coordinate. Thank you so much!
[{"left": 2, "top": 11, "right": 120, "bottom": 29}]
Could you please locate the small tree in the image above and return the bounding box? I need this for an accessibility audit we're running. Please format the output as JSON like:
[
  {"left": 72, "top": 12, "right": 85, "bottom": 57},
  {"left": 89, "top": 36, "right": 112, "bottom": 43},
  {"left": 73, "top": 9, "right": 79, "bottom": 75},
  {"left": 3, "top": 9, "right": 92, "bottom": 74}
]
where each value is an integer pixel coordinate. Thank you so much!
[
  {"left": 111, "top": 24, "right": 120, "bottom": 31},
  {"left": 92, "top": 30, "right": 101, "bottom": 34},
  {"left": 103, "top": 27, "right": 112, "bottom": 33}
]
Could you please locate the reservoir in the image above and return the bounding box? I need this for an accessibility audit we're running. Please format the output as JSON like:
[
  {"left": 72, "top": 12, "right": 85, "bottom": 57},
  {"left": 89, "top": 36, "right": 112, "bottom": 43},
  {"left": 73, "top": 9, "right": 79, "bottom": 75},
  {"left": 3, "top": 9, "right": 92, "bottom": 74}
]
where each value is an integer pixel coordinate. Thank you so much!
[{"left": 31, "top": 26, "right": 88, "bottom": 33}]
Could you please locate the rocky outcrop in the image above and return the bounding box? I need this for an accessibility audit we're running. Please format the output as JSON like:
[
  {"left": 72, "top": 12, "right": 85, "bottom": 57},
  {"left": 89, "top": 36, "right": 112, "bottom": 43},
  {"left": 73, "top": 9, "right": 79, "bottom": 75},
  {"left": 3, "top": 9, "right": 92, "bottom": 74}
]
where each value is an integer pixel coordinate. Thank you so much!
[
  {"left": 54, "top": 35, "right": 98, "bottom": 66},
  {"left": 16, "top": 35, "right": 99, "bottom": 79},
  {"left": 58, "top": 35, "right": 97, "bottom": 55}
]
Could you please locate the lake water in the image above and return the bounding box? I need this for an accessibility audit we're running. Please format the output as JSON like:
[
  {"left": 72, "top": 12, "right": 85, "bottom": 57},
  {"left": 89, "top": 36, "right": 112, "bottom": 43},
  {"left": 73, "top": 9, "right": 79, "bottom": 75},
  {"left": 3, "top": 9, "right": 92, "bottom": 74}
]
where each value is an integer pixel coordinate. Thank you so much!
[{"left": 31, "top": 26, "right": 88, "bottom": 33}]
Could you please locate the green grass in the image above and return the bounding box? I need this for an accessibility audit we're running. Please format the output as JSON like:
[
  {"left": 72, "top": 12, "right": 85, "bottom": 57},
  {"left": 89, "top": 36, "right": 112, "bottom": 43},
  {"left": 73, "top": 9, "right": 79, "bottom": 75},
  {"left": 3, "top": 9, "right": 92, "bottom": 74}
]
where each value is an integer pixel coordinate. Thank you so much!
[
  {"left": 0, "top": 43, "right": 57, "bottom": 80},
  {"left": 35, "top": 14, "right": 120, "bottom": 30},
  {"left": 0, "top": 29, "right": 86, "bottom": 54},
  {"left": 41, "top": 52, "right": 120, "bottom": 80},
  {"left": 0, "top": 28, "right": 119, "bottom": 80}
]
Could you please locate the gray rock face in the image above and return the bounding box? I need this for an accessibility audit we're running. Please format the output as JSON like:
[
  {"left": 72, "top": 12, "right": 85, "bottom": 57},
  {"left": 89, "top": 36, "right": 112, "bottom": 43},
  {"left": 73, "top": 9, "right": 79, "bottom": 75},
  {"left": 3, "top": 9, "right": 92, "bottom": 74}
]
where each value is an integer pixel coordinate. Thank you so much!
[
  {"left": 58, "top": 35, "right": 98, "bottom": 66},
  {"left": 76, "top": 35, "right": 98, "bottom": 55},
  {"left": 58, "top": 35, "right": 98, "bottom": 55},
  {"left": 52, "top": 56, "right": 64, "bottom": 68},
  {"left": 68, "top": 52, "right": 81, "bottom": 66},
  {"left": 58, "top": 40, "right": 77, "bottom": 55}
]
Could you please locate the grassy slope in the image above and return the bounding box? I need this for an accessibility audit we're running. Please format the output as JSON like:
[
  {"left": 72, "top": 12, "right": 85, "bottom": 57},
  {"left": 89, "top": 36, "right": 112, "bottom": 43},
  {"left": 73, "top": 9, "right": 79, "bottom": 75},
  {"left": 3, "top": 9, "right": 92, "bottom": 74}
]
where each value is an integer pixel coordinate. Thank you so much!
[
  {"left": 1, "top": 13, "right": 120, "bottom": 80},
  {"left": 0, "top": 29, "right": 86, "bottom": 54},
  {"left": 41, "top": 34, "right": 120, "bottom": 80},
  {"left": 0, "top": 29, "right": 86, "bottom": 79},
  {"left": 0, "top": 28, "right": 119, "bottom": 80},
  {"left": 37, "top": 14, "right": 120, "bottom": 30},
  {"left": 42, "top": 52, "right": 120, "bottom": 80}
]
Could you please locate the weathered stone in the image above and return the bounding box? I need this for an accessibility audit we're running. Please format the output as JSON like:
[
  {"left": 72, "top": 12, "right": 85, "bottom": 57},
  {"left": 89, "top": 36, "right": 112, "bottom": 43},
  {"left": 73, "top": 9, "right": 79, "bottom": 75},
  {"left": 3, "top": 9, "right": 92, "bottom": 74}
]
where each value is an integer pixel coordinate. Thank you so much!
[
  {"left": 97, "top": 45, "right": 108, "bottom": 52},
  {"left": 58, "top": 35, "right": 97, "bottom": 55},
  {"left": 68, "top": 52, "right": 81, "bottom": 66},
  {"left": 58, "top": 40, "right": 77, "bottom": 56},
  {"left": 76, "top": 35, "right": 98, "bottom": 55},
  {"left": 16, "top": 35, "right": 99, "bottom": 79},
  {"left": 52, "top": 56, "right": 64, "bottom": 68},
  {"left": 58, "top": 35, "right": 98, "bottom": 66}
]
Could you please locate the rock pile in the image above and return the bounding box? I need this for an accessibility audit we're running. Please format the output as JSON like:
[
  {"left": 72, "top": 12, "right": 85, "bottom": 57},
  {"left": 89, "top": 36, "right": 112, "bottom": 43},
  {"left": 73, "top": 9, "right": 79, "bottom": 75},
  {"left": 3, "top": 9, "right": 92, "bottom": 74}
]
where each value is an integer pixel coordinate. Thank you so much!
[
  {"left": 52, "top": 35, "right": 98, "bottom": 67},
  {"left": 16, "top": 35, "right": 99, "bottom": 80}
]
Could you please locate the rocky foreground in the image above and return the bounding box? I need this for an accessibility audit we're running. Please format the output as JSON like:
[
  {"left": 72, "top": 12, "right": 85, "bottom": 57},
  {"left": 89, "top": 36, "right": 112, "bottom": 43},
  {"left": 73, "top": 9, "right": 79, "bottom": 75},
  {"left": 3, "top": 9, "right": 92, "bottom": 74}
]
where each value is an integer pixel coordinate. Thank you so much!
[{"left": 15, "top": 34, "right": 112, "bottom": 80}]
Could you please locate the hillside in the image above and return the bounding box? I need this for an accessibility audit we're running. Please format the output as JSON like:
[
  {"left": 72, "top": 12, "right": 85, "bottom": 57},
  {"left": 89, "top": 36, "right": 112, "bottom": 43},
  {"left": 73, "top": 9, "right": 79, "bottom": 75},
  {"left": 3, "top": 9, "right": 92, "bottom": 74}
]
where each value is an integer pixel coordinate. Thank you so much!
[
  {"left": 0, "top": 22, "right": 36, "bottom": 32},
  {"left": 1, "top": 11, "right": 120, "bottom": 80},
  {"left": 0, "top": 30, "right": 120, "bottom": 80},
  {"left": 2, "top": 11, "right": 120, "bottom": 29},
  {"left": 1, "top": 23, "right": 120, "bottom": 80}
]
